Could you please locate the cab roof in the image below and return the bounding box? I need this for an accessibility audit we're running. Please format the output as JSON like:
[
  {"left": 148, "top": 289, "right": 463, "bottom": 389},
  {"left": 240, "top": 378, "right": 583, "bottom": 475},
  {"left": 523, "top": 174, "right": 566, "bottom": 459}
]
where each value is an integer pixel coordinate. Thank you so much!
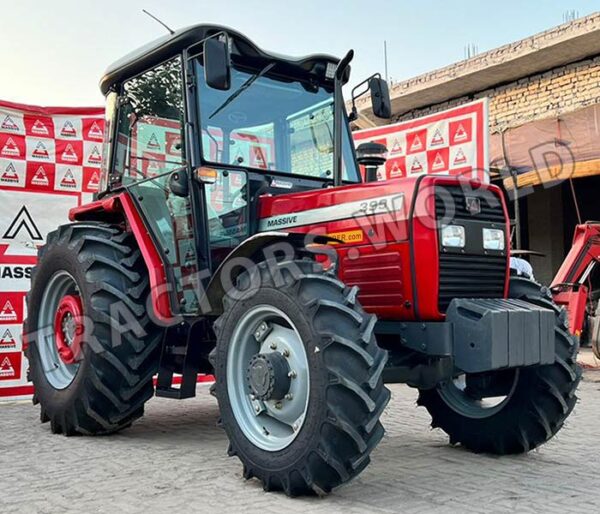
[{"left": 100, "top": 24, "right": 341, "bottom": 95}]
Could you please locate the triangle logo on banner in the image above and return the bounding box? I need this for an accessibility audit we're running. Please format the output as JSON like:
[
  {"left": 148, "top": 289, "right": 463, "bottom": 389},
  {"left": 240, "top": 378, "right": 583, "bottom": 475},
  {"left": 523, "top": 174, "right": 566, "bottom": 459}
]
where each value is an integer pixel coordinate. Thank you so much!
[
  {"left": 432, "top": 152, "right": 446, "bottom": 171},
  {"left": 3, "top": 205, "right": 43, "bottom": 241},
  {"left": 454, "top": 123, "right": 468, "bottom": 142},
  {"left": 1, "top": 137, "right": 20, "bottom": 157},
  {"left": 410, "top": 157, "right": 423, "bottom": 173},
  {"left": 454, "top": 149, "right": 467, "bottom": 165},
  {"left": 32, "top": 141, "right": 49, "bottom": 159},
  {"left": 62, "top": 144, "right": 78, "bottom": 162},
  {"left": 87, "top": 171, "right": 100, "bottom": 189},
  {"left": 1, "top": 115, "right": 20, "bottom": 132},
  {"left": 431, "top": 129, "right": 444, "bottom": 146},
  {"left": 32, "top": 119, "right": 49, "bottom": 136},
  {"left": 0, "top": 356, "right": 16, "bottom": 377},
  {"left": 88, "top": 145, "right": 102, "bottom": 163},
  {"left": 0, "top": 328, "right": 16, "bottom": 348},
  {"left": 60, "top": 169, "right": 77, "bottom": 188},
  {"left": 147, "top": 159, "right": 161, "bottom": 174},
  {"left": 32, "top": 166, "right": 49, "bottom": 186},
  {"left": 88, "top": 121, "right": 103, "bottom": 139},
  {"left": 1, "top": 162, "right": 19, "bottom": 183},
  {"left": 390, "top": 138, "right": 402, "bottom": 154},
  {"left": 389, "top": 162, "right": 402, "bottom": 178},
  {"left": 60, "top": 120, "right": 77, "bottom": 137},
  {"left": 253, "top": 147, "right": 266, "bottom": 167},
  {"left": 147, "top": 133, "right": 161, "bottom": 150},
  {"left": 409, "top": 135, "right": 423, "bottom": 152},
  {"left": 0, "top": 300, "right": 18, "bottom": 321}
]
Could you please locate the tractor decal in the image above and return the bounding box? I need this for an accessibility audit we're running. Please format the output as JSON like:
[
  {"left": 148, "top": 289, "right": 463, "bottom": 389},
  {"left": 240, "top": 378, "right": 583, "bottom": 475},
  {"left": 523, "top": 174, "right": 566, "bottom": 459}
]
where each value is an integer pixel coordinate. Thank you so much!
[{"left": 258, "top": 193, "right": 405, "bottom": 231}]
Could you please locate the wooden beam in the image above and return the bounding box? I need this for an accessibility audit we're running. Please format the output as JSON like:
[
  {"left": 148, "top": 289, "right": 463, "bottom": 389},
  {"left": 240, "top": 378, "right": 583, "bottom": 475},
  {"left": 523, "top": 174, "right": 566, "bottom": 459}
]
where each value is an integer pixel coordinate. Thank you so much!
[{"left": 503, "top": 158, "right": 600, "bottom": 190}]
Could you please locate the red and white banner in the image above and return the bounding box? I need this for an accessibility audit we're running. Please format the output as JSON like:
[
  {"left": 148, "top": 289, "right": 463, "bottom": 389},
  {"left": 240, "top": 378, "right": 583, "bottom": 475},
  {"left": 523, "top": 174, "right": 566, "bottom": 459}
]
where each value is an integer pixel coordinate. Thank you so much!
[
  {"left": 353, "top": 99, "right": 489, "bottom": 183},
  {"left": 0, "top": 100, "right": 105, "bottom": 401}
]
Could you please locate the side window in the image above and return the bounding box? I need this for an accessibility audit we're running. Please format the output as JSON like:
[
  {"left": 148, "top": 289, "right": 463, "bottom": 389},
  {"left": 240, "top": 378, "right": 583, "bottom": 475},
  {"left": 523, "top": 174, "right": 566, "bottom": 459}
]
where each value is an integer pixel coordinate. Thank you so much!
[
  {"left": 113, "top": 56, "right": 185, "bottom": 184},
  {"left": 289, "top": 103, "right": 334, "bottom": 179},
  {"left": 205, "top": 169, "right": 249, "bottom": 251}
]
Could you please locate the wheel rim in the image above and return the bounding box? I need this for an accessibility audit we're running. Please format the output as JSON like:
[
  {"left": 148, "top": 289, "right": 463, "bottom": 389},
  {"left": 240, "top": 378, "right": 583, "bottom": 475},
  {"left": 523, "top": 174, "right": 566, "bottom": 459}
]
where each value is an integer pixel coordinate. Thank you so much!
[
  {"left": 226, "top": 305, "right": 309, "bottom": 452},
  {"left": 37, "top": 271, "right": 82, "bottom": 389},
  {"left": 438, "top": 369, "right": 519, "bottom": 419}
]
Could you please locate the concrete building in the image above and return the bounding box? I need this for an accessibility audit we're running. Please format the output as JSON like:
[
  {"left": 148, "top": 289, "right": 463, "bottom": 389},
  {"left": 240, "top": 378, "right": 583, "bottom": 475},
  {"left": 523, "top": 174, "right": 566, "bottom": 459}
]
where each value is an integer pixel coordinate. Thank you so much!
[{"left": 353, "top": 12, "right": 600, "bottom": 284}]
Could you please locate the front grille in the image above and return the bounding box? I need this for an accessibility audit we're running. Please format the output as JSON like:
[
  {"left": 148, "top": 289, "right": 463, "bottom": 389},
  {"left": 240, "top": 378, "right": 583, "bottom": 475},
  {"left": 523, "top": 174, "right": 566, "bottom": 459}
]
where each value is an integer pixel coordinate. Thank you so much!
[
  {"left": 435, "top": 186, "right": 507, "bottom": 312},
  {"left": 435, "top": 185, "right": 505, "bottom": 222},
  {"left": 438, "top": 254, "right": 507, "bottom": 311}
]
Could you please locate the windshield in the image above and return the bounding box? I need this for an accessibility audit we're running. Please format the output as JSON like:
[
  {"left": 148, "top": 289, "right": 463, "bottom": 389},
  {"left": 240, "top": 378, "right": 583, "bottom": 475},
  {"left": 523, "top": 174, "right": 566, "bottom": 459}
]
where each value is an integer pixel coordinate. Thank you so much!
[{"left": 197, "top": 63, "right": 360, "bottom": 182}]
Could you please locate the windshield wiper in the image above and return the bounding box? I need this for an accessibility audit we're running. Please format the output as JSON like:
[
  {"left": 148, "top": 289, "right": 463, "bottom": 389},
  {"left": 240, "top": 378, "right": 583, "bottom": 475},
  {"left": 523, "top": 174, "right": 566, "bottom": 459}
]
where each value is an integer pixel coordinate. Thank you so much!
[{"left": 209, "top": 62, "right": 276, "bottom": 120}]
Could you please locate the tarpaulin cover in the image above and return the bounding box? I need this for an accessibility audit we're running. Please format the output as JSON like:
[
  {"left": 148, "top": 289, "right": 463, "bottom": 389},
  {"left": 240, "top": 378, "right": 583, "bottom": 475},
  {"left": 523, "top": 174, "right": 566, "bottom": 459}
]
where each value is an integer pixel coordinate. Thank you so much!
[{"left": 489, "top": 104, "right": 600, "bottom": 175}]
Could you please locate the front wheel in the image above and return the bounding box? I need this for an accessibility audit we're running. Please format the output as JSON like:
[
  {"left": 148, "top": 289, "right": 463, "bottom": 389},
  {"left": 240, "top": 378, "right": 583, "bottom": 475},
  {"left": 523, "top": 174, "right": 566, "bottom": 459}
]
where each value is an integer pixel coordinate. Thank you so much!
[
  {"left": 210, "top": 259, "right": 390, "bottom": 496},
  {"left": 417, "top": 276, "right": 582, "bottom": 454}
]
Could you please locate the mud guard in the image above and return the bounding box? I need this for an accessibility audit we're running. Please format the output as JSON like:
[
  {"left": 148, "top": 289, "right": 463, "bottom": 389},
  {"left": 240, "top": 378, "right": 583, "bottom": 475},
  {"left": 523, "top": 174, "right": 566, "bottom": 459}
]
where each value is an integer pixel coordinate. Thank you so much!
[{"left": 201, "top": 231, "right": 338, "bottom": 316}]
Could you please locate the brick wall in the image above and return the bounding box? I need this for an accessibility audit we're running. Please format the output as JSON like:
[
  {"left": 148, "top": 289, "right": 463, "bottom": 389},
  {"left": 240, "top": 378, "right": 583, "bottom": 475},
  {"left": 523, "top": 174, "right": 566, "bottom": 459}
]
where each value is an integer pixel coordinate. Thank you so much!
[{"left": 392, "top": 54, "right": 600, "bottom": 133}]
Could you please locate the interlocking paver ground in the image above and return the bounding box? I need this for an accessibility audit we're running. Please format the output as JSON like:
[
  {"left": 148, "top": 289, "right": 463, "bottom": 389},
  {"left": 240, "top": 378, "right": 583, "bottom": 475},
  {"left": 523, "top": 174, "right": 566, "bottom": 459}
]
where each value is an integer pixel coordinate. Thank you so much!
[{"left": 2, "top": 373, "right": 599, "bottom": 513}]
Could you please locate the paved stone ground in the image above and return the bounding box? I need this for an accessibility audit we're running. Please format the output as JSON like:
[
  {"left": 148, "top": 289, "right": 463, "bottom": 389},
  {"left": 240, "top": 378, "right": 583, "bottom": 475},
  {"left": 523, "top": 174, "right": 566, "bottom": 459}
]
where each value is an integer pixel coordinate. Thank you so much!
[{"left": 2, "top": 374, "right": 599, "bottom": 514}]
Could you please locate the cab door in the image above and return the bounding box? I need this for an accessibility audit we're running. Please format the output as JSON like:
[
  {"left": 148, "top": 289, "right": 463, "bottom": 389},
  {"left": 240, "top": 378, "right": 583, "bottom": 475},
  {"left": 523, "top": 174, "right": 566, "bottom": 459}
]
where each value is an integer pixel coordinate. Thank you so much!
[{"left": 111, "top": 55, "right": 202, "bottom": 315}]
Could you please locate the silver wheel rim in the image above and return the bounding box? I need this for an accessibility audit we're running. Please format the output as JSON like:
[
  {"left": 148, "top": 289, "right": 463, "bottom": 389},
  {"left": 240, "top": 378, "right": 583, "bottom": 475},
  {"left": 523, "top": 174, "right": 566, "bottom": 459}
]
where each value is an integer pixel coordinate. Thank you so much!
[
  {"left": 438, "top": 369, "right": 519, "bottom": 419},
  {"left": 227, "top": 305, "right": 310, "bottom": 452},
  {"left": 37, "top": 271, "right": 81, "bottom": 389}
]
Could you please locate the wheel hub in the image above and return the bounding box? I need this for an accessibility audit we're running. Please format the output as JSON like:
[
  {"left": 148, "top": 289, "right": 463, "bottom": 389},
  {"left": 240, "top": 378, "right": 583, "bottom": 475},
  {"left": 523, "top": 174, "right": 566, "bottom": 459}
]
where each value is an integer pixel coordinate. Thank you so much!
[
  {"left": 53, "top": 294, "right": 84, "bottom": 365},
  {"left": 246, "top": 352, "right": 291, "bottom": 401}
]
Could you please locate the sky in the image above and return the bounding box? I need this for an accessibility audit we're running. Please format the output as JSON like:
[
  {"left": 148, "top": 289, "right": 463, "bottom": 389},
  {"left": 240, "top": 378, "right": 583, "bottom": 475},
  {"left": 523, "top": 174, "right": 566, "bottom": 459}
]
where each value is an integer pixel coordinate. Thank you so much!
[{"left": 1, "top": 1, "right": 599, "bottom": 107}]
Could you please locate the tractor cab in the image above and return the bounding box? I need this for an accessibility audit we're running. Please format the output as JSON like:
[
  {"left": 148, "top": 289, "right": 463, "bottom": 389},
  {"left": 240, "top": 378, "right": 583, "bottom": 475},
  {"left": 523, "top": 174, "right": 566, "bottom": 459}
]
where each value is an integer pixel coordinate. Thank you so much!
[{"left": 95, "top": 25, "right": 388, "bottom": 315}]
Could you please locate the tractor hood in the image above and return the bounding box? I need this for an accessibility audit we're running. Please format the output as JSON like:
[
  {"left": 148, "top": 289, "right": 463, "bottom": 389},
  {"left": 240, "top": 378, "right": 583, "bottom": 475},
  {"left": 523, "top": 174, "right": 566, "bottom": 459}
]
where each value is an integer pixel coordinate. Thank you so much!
[
  {"left": 258, "top": 176, "right": 422, "bottom": 245},
  {"left": 258, "top": 175, "right": 509, "bottom": 322}
]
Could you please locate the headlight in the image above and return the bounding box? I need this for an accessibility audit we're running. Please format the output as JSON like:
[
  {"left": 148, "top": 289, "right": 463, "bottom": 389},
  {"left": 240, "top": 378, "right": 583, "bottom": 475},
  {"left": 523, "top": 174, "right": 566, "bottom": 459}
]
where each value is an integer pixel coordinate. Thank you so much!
[
  {"left": 483, "top": 228, "right": 505, "bottom": 250},
  {"left": 441, "top": 225, "right": 465, "bottom": 248}
]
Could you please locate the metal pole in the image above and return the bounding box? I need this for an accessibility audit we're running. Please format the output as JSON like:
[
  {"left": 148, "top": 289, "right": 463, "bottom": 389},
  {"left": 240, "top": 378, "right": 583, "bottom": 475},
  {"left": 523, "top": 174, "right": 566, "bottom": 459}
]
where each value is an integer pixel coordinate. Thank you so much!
[
  {"left": 511, "top": 168, "right": 521, "bottom": 250},
  {"left": 384, "top": 40, "right": 389, "bottom": 84}
]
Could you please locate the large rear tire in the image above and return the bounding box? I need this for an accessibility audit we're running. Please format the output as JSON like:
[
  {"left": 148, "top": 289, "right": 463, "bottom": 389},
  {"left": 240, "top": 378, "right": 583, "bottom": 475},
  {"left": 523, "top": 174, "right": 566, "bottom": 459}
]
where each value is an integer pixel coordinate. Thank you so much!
[
  {"left": 210, "top": 259, "right": 390, "bottom": 496},
  {"left": 417, "top": 276, "right": 582, "bottom": 454},
  {"left": 24, "top": 222, "right": 162, "bottom": 435}
]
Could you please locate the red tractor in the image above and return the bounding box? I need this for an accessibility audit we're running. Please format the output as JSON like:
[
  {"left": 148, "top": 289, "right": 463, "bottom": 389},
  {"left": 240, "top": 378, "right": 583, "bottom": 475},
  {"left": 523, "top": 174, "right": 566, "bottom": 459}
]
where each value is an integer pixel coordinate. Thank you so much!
[
  {"left": 24, "top": 25, "right": 581, "bottom": 496},
  {"left": 551, "top": 222, "right": 600, "bottom": 358}
]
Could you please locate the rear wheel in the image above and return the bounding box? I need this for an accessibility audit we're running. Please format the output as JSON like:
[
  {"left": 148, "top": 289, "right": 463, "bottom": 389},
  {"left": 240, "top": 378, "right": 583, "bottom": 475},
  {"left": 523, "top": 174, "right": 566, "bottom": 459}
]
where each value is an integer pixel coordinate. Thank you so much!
[
  {"left": 211, "top": 259, "right": 390, "bottom": 496},
  {"left": 417, "top": 276, "right": 582, "bottom": 454},
  {"left": 24, "top": 222, "right": 162, "bottom": 435}
]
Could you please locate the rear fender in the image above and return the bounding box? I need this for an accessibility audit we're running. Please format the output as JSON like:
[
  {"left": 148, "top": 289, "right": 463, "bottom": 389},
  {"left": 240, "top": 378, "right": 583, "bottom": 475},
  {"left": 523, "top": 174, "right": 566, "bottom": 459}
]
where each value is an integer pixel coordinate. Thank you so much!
[{"left": 69, "top": 192, "right": 176, "bottom": 326}]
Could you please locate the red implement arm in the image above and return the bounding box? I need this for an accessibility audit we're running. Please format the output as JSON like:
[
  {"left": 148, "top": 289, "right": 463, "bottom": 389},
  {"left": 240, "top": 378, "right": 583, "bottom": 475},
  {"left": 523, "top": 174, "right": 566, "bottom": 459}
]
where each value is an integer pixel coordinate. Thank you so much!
[{"left": 551, "top": 223, "right": 600, "bottom": 336}]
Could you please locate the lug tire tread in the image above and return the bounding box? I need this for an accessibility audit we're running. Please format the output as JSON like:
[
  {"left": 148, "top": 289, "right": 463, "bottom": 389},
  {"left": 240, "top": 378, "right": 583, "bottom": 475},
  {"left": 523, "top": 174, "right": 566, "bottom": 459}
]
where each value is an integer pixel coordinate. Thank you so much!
[
  {"left": 24, "top": 222, "right": 162, "bottom": 435},
  {"left": 210, "top": 259, "right": 390, "bottom": 496}
]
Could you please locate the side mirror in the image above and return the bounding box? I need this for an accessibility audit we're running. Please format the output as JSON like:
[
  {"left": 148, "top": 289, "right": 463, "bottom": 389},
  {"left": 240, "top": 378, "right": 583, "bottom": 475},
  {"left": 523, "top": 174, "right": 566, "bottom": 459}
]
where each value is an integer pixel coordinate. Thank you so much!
[
  {"left": 204, "top": 37, "right": 231, "bottom": 90},
  {"left": 169, "top": 168, "right": 189, "bottom": 197},
  {"left": 369, "top": 77, "right": 391, "bottom": 119}
]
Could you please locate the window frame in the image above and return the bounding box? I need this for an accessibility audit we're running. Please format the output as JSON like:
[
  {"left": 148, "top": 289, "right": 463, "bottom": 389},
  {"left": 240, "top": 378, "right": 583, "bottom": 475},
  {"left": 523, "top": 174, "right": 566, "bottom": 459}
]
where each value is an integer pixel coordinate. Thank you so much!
[
  {"left": 108, "top": 54, "right": 188, "bottom": 191},
  {"left": 194, "top": 60, "right": 362, "bottom": 186}
]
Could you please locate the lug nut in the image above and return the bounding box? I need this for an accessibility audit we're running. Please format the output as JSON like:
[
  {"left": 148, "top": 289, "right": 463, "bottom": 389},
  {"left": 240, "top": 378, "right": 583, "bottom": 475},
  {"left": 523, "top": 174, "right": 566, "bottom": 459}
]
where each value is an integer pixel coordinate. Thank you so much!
[
  {"left": 288, "top": 370, "right": 297, "bottom": 379},
  {"left": 292, "top": 422, "right": 299, "bottom": 431},
  {"left": 250, "top": 394, "right": 256, "bottom": 401},
  {"left": 285, "top": 393, "right": 293, "bottom": 401},
  {"left": 282, "top": 349, "right": 290, "bottom": 357},
  {"left": 275, "top": 402, "right": 282, "bottom": 409},
  {"left": 255, "top": 405, "right": 260, "bottom": 413},
  {"left": 270, "top": 342, "right": 277, "bottom": 350}
]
